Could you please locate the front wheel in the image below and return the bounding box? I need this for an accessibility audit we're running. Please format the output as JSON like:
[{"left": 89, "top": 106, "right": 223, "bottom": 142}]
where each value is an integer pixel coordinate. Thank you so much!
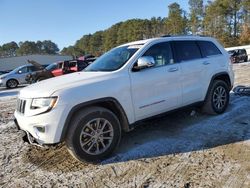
[
  {"left": 6, "top": 79, "right": 18, "bottom": 89},
  {"left": 202, "top": 80, "right": 230, "bottom": 114},
  {"left": 66, "top": 107, "right": 121, "bottom": 162}
]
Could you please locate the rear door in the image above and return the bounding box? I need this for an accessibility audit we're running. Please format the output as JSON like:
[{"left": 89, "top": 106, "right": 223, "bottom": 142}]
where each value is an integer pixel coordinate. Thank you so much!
[
  {"left": 130, "top": 42, "right": 182, "bottom": 121},
  {"left": 172, "top": 40, "right": 205, "bottom": 105},
  {"left": 197, "top": 40, "right": 224, "bottom": 96}
]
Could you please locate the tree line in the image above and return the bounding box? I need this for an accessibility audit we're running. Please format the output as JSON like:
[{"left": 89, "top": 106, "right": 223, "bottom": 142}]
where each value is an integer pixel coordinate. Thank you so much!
[
  {"left": 61, "top": 0, "right": 250, "bottom": 57},
  {"left": 1, "top": 0, "right": 249, "bottom": 58},
  {"left": 0, "top": 40, "right": 59, "bottom": 58}
]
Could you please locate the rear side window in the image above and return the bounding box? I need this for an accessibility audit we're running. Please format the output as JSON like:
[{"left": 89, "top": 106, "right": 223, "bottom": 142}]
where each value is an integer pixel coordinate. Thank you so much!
[
  {"left": 198, "top": 41, "right": 222, "bottom": 57},
  {"left": 29, "top": 66, "right": 40, "bottom": 71},
  {"left": 239, "top": 49, "right": 246, "bottom": 54},
  {"left": 172, "top": 41, "right": 202, "bottom": 62}
]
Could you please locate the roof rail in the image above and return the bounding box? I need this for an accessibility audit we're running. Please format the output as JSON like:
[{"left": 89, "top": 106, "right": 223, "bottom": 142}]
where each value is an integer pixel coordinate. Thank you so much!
[{"left": 161, "top": 34, "right": 208, "bottom": 38}]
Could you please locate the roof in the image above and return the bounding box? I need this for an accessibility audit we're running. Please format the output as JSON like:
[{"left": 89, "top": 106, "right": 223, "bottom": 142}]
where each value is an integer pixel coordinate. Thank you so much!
[{"left": 119, "top": 35, "right": 215, "bottom": 47}]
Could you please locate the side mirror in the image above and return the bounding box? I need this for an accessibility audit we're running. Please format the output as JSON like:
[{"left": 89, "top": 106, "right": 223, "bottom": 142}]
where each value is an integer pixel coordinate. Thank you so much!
[
  {"left": 135, "top": 56, "right": 155, "bottom": 70},
  {"left": 18, "top": 70, "right": 22, "bottom": 74}
]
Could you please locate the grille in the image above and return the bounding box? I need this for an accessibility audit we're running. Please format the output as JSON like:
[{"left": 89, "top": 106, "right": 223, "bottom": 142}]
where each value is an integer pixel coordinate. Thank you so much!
[{"left": 16, "top": 99, "right": 26, "bottom": 114}]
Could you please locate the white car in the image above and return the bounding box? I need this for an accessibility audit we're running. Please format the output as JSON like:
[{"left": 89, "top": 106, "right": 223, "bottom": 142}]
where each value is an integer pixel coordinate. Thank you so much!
[
  {"left": 0, "top": 64, "right": 43, "bottom": 88},
  {"left": 14, "top": 36, "right": 234, "bottom": 162}
]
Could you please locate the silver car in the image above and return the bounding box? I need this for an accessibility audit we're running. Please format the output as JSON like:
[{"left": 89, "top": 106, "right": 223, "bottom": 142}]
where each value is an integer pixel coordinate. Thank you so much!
[{"left": 0, "top": 64, "right": 43, "bottom": 88}]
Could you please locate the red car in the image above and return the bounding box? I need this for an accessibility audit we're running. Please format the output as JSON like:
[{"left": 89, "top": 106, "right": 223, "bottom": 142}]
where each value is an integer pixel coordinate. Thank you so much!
[{"left": 26, "top": 56, "right": 96, "bottom": 82}]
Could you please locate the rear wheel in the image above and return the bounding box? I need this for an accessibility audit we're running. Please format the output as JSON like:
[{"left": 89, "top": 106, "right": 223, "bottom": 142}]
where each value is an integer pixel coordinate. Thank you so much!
[
  {"left": 202, "top": 80, "right": 229, "bottom": 114},
  {"left": 66, "top": 106, "right": 121, "bottom": 162},
  {"left": 6, "top": 79, "right": 18, "bottom": 89}
]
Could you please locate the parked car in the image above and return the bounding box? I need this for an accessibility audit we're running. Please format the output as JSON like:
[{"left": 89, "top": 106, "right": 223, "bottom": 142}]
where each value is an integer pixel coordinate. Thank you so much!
[
  {"left": 26, "top": 57, "right": 96, "bottom": 83},
  {"left": 228, "top": 49, "right": 248, "bottom": 63},
  {"left": 0, "top": 64, "right": 44, "bottom": 88},
  {"left": 14, "top": 36, "right": 234, "bottom": 162}
]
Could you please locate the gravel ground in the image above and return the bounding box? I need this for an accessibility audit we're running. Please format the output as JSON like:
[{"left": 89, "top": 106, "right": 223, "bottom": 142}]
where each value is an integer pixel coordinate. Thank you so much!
[{"left": 0, "top": 63, "right": 250, "bottom": 188}]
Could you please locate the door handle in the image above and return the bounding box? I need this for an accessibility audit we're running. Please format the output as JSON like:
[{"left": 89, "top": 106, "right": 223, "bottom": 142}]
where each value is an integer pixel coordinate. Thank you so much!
[
  {"left": 203, "top": 61, "right": 210, "bottom": 65},
  {"left": 168, "top": 67, "right": 178, "bottom": 72}
]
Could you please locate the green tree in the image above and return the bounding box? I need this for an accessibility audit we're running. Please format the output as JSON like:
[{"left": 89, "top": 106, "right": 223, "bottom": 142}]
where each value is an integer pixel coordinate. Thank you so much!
[
  {"left": 16, "top": 41, "right": 38, "bottom": 55},
  {"left": 0, "top": 41, "right": 19, "bottom": 57},
  {"left": 165, "top": 3, "right": 187, "bottom": 35},
  {"left": 188, "top": 0, "right": 204, "bottom": 34},
  {"left": 103, "top": 23, "right": 122, "bottom": 51},
  {"left": 61, "top": 46, "right": 83, "bottom": 57},
  {"left": 41, "top": 40, "right": 59, "bottom": 54},
  {"left": 89, "top": 31, "right": 104, "bottom": 56}
]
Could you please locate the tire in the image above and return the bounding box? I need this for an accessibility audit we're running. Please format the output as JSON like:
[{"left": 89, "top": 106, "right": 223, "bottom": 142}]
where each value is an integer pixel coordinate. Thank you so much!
[
  {"left": 202, "top": 80, "right": 230, "bottom": 115},
  {"left": 66, "top": 106, "right": 121, "bottom": 163},
  {"left": 6, "top": 79, "right": 18, "bottom": 89},
  {"left": 244, "top": 57, "right": 248, "bottom": 62}
]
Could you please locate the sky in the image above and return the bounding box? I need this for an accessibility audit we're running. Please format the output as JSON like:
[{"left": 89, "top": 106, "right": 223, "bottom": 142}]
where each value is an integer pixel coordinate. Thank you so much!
[{"left": 0, "top": 0, "right": 190, "bottom": 50}]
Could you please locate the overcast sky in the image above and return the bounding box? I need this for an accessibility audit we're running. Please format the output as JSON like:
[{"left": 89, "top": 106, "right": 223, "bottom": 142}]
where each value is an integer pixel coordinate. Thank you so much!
[{"left": 0, "top": 0, "right": 190, "bottom": 50}]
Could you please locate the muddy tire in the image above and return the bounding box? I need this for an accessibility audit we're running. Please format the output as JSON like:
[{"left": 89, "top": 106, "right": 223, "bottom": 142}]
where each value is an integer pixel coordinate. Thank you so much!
[
  {"left": 6, "top": 79, "right": 18, "bottom": 89},
  {"left": 66, "top": 106, "right": 121, "bottom": 163},
  {"left": 202, "top": 80, "right": 229, "bottom": 115}
]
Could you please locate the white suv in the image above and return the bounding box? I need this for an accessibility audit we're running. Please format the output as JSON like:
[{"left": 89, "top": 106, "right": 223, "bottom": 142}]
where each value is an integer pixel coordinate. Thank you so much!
[{"left": 14, "top": 36, "right": 234, "bottom": 162}]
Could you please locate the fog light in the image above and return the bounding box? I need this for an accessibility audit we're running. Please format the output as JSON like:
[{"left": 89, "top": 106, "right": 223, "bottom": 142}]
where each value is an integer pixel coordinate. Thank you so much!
[{"left": 34, "top": 126, "right": 45, "bottom": 133}]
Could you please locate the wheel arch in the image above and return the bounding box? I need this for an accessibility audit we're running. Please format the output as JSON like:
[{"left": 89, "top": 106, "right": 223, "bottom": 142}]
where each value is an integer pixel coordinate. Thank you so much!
[
  {"left": 7, "top": 78, "right": 19, "bottom": 83},
  {"left": 211, "top": 72, "right": 232, "bottom": 89},
  {"left": 60, "top": 97, "right": 130, "bottom": 142},
  {"left": 205, "top": 72, "right": 232, "bottom": 101}
]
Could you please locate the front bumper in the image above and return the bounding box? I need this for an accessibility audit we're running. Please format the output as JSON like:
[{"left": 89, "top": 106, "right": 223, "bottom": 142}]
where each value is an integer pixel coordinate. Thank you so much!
[
  {"left": 0, "top": 79, "right": 4, "bottom": 87},
  {"left": 14, "top": 103, "right": 69, "bottom": 144}
]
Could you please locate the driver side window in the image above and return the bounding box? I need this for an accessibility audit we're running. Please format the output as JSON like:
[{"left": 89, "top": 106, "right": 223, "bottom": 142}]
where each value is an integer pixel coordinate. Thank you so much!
[
  {"left": 143, "top": 42, "right": 173, "bottom": 67},
  {"left": 18, "top": 67, "right": 28, "bottom": 74}
]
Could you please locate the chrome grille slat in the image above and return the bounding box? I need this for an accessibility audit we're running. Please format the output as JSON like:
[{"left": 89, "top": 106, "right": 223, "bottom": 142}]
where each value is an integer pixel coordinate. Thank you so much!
[{"left": 17, "top": 99, "right": 26, "bottom": 114}]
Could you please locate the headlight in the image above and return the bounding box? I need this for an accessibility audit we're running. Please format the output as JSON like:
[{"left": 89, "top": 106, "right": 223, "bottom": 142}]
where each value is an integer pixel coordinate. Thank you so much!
[{"left": 31, "top": 97, "right": 58, "bottom": 110}]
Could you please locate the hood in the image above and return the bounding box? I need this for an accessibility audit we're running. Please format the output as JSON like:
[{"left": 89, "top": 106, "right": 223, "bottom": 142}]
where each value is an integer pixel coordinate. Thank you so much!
[
  {"left": 19, "top": 71, "right": 112, "bottom": 98},
  {"left": 0, "top": 73, "right": 11, "bottom": 79}
]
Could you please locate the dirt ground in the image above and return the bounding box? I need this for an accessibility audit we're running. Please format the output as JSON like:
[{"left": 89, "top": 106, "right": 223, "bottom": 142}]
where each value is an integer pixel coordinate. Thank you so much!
[{"left": 0, "top": 63, "right": 250, "bottom": 188}]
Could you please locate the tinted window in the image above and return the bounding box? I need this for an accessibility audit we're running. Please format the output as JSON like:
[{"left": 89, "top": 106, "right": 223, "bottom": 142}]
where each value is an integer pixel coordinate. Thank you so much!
[
  {"left": 69, "top": 61, "right": 76, "bottom": 67},
  {"left": 143, "top": 42, "right": 173, "bottom": 67},
  {"left": 46, "top": 63, "right": 57, "bottom": 71},
  {"left": 198, "top": 41, "right": 222, "bottom": 57},
  {"left": 239, "top": 49, "right": 246, "bottom": 54},
  {"left": 173, "top": 41, "right": 202, "bottom": 62},
  {"left": 58, "top": 63, "right": 63, "bottom": 69},
  {"left": 29, "top": 66, "right": 40, "bottom": 71}
]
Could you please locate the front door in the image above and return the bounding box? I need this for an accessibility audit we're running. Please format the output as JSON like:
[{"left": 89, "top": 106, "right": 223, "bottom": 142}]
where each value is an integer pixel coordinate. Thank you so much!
[{"left": 129, "top": 42, "right": 182, "bottom": 121}]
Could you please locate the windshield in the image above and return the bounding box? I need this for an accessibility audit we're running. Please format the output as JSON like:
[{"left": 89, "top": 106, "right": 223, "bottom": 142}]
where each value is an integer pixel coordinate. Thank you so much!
[
  {"left": 45, "top": 63, "right": 57, "bottom": 71},
  {"left": 85, "top": 45, "right": 142, "bottom": 72}
]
